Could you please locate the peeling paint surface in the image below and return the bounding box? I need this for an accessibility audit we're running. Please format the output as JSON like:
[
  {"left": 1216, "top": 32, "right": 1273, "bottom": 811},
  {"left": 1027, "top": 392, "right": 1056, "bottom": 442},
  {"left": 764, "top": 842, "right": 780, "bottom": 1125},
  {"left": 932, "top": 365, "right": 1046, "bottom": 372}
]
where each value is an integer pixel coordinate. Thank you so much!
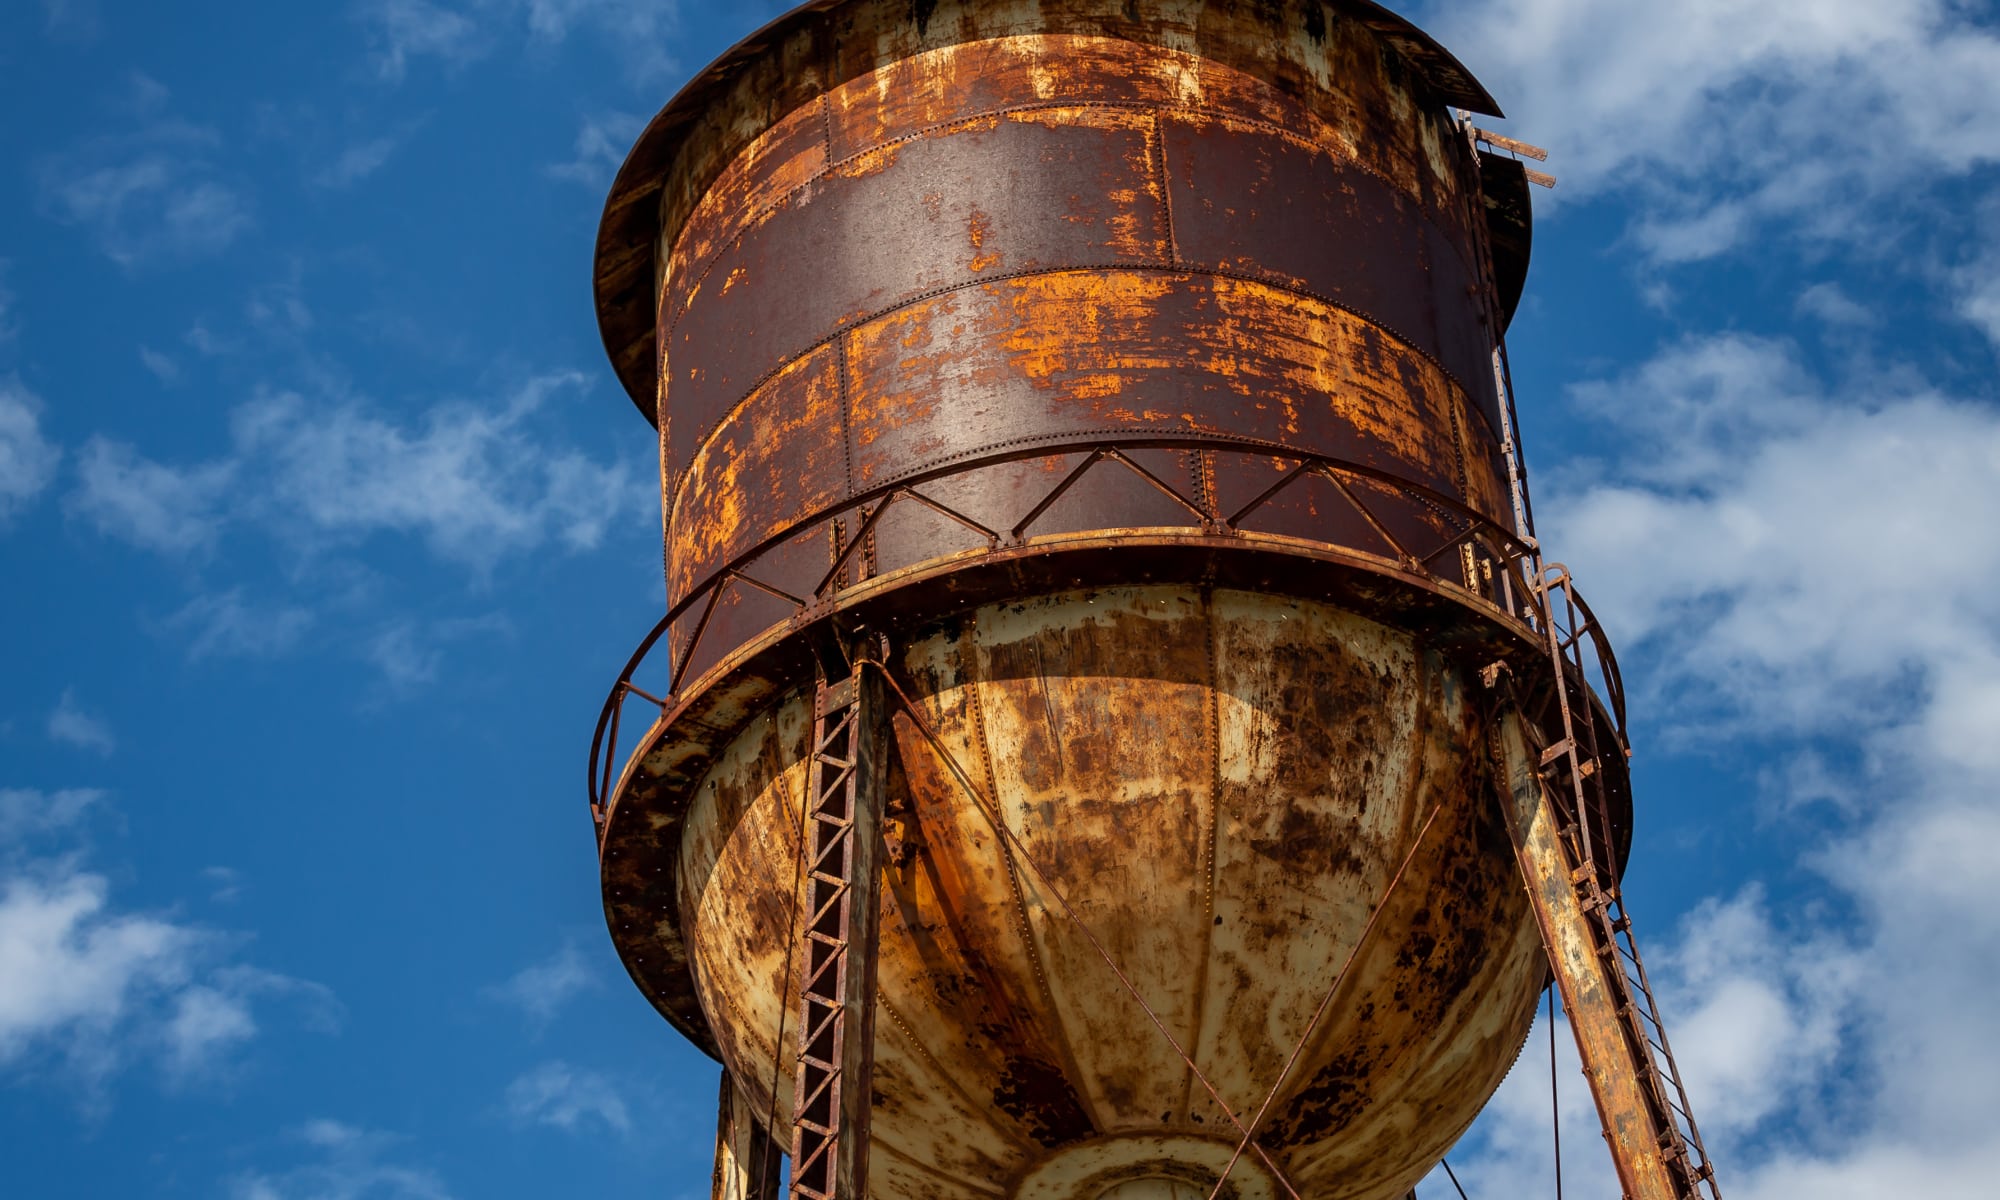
[
  {"left": 594, "top": 7, "right": 1562, "bottom": 1198},
  {"left": 674, "top": 588, "right": 1541, "bottom": 1200}
]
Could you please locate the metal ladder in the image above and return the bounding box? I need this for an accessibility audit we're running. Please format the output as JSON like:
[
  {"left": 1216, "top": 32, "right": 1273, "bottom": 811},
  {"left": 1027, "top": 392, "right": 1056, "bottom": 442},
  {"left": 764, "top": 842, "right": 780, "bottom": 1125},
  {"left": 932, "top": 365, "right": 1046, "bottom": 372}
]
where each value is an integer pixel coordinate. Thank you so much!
[
  {"left": 1530, "top": 565, "right": 1722, "bottom": 1200},
  {"left": 788, "top": 663, "right": 878, "bottom": 1200}
]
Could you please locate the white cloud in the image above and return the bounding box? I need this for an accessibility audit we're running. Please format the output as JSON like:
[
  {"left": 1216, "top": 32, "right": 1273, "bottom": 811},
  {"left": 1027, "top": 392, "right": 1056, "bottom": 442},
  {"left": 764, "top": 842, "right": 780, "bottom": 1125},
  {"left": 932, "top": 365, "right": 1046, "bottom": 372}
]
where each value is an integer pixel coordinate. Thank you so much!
[
  {"left": 0, "top": 788, "right": 105, "bottom": 842},
  {"left": 67, "top": 436, "right": 233, "bottom": 557},
  {"left": 38, "top": 115, "right": 252, "bottom": 266},
  {"left": 364, "top": 622, "right": 442, "bottom": 693},
  {"left": 0, "top": 864, "right": 203, "bottom": 1074},
  {"left": 230, "top": 1120, "right": 453, "bottom": 1200},
  {"left": 358, "top": 0, "right": 487, "bottom": 80},
  {"left": 1794, "top": 282, "right": 1876, "bottom": 329},
  {"left": 483, "top": 942, "right": 596, "bottom": 1025},
  {"left": 47, "top": 689, "right": 115, "bottom": 756},
  {"left": 68, "top": 371, "right": 635, "bottom": 571},
  {"left": 503, "top": 1061, "right": 630, "bottom": 1134},
  {"left": 313, "top": 136, "right": 402, "bottom": 189},
  {"left": 359, "top": 1, "right": 681, "bottom": 83},
  {"left": 520, "top": 0, "right": 681, "bottom": 78},
  {"left": 1435, "top": 0, "right": 2000, "bottom": 264},
  {"left": 230, "top": 373, "right": 638, "bottom": 570},
  {"left": 138, "top": 347, "right": 180, "bottom": 383},
  {"left": 0, "top": 377, "right": 62, "bottom": 523},
  {"left": 361, "top": 613, "right": 512, "bottom": 696},
  {"left": 1553, "top": 335, "right": 2000, "bottom": 733},
  {"left": 546, "top": 110, "right": 644, "bottom": 186},
  {"left": 1439, "top": 333, "right": 2000, "bottom": 1197},
  {"left": 1955, "top": 204, "right": 2000, "bottom": 352},
  {"left": 0, "top": 790, "right": 336, "bottom": 1094},
  {"left": 166, "top": 590, "right": 316, "bottom": 661}
]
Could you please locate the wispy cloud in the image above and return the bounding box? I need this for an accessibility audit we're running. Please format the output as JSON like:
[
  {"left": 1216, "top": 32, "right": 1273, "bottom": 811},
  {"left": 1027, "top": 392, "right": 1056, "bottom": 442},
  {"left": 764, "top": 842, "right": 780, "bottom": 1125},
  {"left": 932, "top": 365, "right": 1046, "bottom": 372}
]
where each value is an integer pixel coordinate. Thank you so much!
[
  {"left": 313, "top": 135, "right": 403, "bottom": 190},
  {"left": 229, "top": 1120, "right": 453, "bottom": 1200},
  {"left": 38, "top": 0, "right": 99, "bottom": 41},
  {"left": 47, "top": 689, "right": 115, "bottom": 756},
  {"left": 483, "top": 942, "right": 597, "bottom": 1026},
  {"left": 359, "top": 1, "right": 683, "bottom": 85},
  {"left": 66, "top": 436, "right": 233, "bottom": 557},
  {"left": 138, "top": 347, "right": 180, "bottom": 383},
  {"left": 0, "top": 787, "right": 105, "bottom": 843},
  {"left": 37, "top": 89, "right": 253, "bottom": 266},
  {"left": 357, "top": 0, "right": 488, "bottom": 81},
  {"left": 520, "top": 0, "right": 682, "bottom": 80},
  {"left": 546, "top": 110, "right": 643, "bottom": 187},
  {"left": 503, "top": 1061, "right": 631, "bottom": 1134},
  {"left": 0, "top": 376, "right": 62, "bottom": 524},
  {"left": 1793, "top": 282, "right": 1876, "bottom": 329},
  {"left": 361, "top": 615, "right": 509, "bottom": 696},
  {"left": 65, "top": 370, "right": 639, "bottom": 575},
  {"left": 165, "top": 590, "right": 316, "bottom": 661},
  {"left": 229, "top": 373, "right": 639, "bottom": 570}
]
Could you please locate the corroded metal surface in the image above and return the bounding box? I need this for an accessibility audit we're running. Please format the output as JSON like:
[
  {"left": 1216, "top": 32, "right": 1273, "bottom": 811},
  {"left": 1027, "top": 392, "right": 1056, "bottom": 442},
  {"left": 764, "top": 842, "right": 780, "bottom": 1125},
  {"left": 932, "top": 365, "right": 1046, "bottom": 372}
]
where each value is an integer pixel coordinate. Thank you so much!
[
  {"left": 677, "top": 589, "right": 1544, "bottom": 1200},
  {"left": 594, "top": 0, "right": 1505, "bottom": 415},
  {"left": 646, "top": 23, "right": 1517, "bottom": 688},
  {"left": 573, "top": 4, "right": 1650, "bottom": 1198},
  {"left": 1495, "top": 710, "right": 1674, "bottom": 1200}
]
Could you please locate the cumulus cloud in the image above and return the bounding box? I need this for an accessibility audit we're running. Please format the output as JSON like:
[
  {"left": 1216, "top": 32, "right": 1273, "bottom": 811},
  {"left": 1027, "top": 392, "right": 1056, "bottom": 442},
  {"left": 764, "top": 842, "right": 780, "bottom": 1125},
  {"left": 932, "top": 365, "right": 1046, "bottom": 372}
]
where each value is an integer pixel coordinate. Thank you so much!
[
  {"left": 47, "top": 689, "right": 115, "bottom": 756},
  {"left": 0, "top": 866, "right": 203, "bottom": 1076},
  {"left": 1434, "top": 0, "right": 2000, "bottom": 263},
  {"left": 0, "top": 789, "right": 336, "bottom": 1096},
  {"left": 483, "top": 942, "right": 597, "bottom": 1026},
  {"left": 503, "top": 1061, "right": 631, "bottom": 1134},
  {"left": 0, "top": 377, "right": 62, "bottom": 523},
  {"left": 229, "top": 1120, "right": 453, "bottom": 1200},
  {"left": 1436, "top": 333, "right": 2000, "bottom": 1197}
]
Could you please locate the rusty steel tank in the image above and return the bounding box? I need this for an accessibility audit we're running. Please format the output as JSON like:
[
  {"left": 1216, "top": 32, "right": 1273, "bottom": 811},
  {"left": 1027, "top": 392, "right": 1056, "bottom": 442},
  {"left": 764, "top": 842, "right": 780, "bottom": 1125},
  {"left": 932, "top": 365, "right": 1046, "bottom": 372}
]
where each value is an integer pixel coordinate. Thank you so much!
[{"left": 586, "top": 3, "right": 1619, "bottom": 1198}]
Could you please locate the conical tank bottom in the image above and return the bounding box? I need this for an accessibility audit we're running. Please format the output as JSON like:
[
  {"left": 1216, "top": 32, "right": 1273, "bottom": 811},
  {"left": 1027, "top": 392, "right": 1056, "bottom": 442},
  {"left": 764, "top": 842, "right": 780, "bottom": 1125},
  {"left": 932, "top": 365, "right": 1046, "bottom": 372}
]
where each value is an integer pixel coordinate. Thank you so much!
[{"left": 676, "top": 586, "right": 1542, "bottom": 1200}]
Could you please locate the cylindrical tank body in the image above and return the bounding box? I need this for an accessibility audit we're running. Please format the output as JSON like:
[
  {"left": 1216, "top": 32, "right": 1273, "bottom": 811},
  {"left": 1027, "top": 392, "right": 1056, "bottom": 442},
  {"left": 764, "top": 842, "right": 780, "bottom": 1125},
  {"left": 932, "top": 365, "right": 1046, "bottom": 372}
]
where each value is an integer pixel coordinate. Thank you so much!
[{"left": 591, "top": 4, "right": 1577, "bottom": 1198}]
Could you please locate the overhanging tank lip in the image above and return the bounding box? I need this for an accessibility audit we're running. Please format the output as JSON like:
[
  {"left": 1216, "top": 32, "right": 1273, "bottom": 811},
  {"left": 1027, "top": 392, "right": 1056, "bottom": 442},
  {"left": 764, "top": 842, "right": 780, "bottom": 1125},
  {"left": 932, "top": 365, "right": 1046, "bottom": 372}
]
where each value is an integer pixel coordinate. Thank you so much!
[{"left": 590, "top": 0, "right": 1507, "bottom": 424}]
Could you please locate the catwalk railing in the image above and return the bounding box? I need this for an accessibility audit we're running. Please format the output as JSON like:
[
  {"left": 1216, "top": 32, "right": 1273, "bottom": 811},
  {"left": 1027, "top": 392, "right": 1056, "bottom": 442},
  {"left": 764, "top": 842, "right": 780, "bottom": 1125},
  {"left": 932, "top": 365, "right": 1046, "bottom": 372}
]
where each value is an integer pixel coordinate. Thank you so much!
[{"left": 586, "top": 432, "right": 1630, "bottom": 835}]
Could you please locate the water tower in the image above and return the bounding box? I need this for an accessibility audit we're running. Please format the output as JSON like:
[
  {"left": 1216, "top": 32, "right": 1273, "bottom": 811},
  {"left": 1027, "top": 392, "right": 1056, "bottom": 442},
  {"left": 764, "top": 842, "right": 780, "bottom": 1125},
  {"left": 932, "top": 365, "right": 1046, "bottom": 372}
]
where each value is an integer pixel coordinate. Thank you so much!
[{"left": 584, "top": 4, "right": 1722, "bottom": 1199}]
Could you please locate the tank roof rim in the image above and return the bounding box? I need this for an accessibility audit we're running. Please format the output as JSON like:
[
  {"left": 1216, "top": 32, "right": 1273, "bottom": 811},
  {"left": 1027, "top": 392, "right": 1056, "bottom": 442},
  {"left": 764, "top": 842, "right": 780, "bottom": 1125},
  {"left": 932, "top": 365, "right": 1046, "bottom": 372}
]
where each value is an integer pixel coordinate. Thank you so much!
[{"left": 590, "top": 0, "right": 1505, "bottom": 422}]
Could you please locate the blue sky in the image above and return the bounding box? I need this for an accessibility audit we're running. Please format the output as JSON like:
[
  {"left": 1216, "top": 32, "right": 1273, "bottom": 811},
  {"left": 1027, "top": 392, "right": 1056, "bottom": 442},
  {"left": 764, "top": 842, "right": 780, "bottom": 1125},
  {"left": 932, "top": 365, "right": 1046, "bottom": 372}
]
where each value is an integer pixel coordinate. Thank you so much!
[{"left": 1, "top": 2, "right": 1996, "bottom": 1197}]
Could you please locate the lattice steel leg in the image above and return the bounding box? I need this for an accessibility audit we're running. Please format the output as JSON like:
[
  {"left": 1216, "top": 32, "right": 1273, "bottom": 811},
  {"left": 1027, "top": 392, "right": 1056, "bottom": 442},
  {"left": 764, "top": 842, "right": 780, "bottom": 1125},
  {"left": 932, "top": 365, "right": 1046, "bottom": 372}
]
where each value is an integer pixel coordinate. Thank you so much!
[
  {"left": 789, "top": 657, "right": 886, "bottom": 1200},
  {"left": 713, "top": 1069, "right": 780, "bottom": 1200}
]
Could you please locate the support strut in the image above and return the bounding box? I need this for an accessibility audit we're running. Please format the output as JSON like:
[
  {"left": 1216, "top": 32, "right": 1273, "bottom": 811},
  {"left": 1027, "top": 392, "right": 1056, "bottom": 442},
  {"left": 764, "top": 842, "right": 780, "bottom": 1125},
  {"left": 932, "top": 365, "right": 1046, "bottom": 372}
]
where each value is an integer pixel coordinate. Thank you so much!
[
  {"left": 712, "top": 1069, "right": 780, "bottom": 1200},
  {"left": 788, "top": 651, "right": 887, "bottom": 1200},
  {"left": 1493, "top": 700, "right": 1720, "bottom": 1200}
]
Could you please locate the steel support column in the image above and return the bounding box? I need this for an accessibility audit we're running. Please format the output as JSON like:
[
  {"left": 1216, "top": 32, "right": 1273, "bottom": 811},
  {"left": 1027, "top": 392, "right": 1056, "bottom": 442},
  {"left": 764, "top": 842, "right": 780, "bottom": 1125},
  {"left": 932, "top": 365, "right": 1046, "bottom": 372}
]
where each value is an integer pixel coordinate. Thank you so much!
[
  {"left": 1493, "top": 708, "right": 1693, "bottom": 1200},
  {"left": 713, "top": 1069, "right": 780, "bottom": 1200},
  {"left": 788, "top": 654, "right": 886, "bottom": 1200}
]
